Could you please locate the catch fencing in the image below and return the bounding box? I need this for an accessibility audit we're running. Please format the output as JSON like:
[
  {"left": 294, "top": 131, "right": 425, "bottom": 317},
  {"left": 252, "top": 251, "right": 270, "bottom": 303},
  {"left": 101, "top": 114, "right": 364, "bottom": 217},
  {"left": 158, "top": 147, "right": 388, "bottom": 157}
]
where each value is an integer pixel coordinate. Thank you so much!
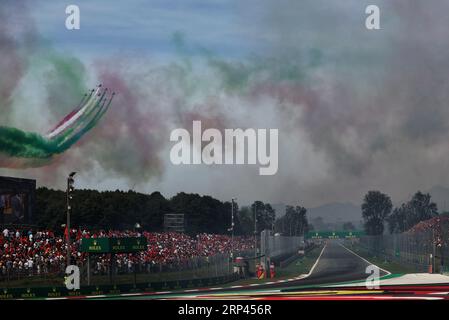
[
  {"left": 260, "top": 230, "right": 304, "bottom": 259},
  {"left": 359, "top": 220, "right": 449, "bottom": 273},
  {"left": 0, "top": 249, "right": 254, "bottom": 288}
]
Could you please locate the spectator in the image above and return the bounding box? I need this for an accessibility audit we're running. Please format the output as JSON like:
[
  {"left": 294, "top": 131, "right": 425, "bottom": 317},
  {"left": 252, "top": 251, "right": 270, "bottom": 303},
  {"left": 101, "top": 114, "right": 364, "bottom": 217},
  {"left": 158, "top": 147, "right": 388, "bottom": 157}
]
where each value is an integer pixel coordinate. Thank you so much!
[{"left": 0, "top": 228, "right": 254, "bottom": 277}]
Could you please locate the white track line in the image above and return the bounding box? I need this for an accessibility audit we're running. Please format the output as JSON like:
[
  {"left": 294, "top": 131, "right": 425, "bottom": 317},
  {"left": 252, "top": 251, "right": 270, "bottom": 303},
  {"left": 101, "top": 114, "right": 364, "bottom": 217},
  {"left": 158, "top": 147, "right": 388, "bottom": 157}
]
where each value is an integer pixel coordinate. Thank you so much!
[
  {"left": 339, "top": 242, "right": 391, "bottom": 276},
  {"left": 303, "top": 242, "right": 328, "bottom": 278},
  {"left": 428, "top": 292, "right": 449, "bottom": 295},
  {"left": 230, "top": 245, "right": 327, "bottom": 288}
]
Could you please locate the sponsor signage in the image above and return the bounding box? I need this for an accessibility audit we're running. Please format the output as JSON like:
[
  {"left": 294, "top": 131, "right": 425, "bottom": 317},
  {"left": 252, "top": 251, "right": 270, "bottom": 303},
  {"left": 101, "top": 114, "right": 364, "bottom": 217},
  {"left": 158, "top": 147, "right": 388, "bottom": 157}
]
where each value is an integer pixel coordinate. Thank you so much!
[
  {"left": 0, "top": 274, "right": 239, "bottom": 300},
  {"left": 305, "top": 231, "right": 364, "bottom": 239},
  {"left": 80, "top": 238, "right": 110, "bottom": 253},
  {"left": 80, "top": 237, "right": 147, "bottom": 253},
  {"left": 110, "top": 237, "right": 147, "bottom": 253}
]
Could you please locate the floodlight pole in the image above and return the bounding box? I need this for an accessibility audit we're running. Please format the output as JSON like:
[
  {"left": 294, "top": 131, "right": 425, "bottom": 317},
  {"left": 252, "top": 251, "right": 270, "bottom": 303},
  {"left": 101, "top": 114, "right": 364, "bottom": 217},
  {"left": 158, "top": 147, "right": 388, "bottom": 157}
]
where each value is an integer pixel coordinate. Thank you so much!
[
  {"left": 66, "top": 172, "right": 76, "bottom": 267},
  {"left": 231, "top": 198, "right": 235, "bottom": 259},
  {"left": 254, "top": 202, "right": 257, "bottom": 261}
]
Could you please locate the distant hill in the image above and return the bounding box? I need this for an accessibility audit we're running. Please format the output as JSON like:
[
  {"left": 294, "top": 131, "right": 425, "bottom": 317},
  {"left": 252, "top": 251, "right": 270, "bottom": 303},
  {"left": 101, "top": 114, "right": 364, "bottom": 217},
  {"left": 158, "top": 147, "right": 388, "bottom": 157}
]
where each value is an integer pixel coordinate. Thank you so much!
[{"left": 307, "top": 202, "right": 361, "bottom": 224}]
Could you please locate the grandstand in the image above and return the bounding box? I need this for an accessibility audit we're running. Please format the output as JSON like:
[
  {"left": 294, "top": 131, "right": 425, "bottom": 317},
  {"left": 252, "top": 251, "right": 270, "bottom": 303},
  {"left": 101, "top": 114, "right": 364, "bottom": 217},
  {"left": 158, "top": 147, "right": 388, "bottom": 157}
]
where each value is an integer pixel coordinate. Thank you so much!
[{"left": 0, "top": 227, "right": 254, "bottom": 285}]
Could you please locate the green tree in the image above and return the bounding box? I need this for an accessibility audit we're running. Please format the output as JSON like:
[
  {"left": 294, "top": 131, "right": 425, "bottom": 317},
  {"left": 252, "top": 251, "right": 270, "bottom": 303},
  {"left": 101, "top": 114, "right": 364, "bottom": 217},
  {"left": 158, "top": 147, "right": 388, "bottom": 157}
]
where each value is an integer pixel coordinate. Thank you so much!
[
  {"left": 35, "top": 188, "right": 234, "bottom": 234},
  {"left": 388, "top": 191, "right": 438, "bottom": 233},
  {"left": 250, "top": 201, "right": 276, "bottom": 233},
  {"left": 236, "top": 206, "right": 254, "bottom": 235},
  {"left": 407, "top": 191, "right": 438, "bottom": 226},
  {"left": 276, "top": 205, "right": 308, "bottom": 236},
  {"left": 361, "top": 191, "right": 392, "bottom": 235},
  {"left": 170, "top": 192, "right": 231, "bottom": 234},
  {"left": 388, "top": 204, "right": 408, "bottom": 234}
]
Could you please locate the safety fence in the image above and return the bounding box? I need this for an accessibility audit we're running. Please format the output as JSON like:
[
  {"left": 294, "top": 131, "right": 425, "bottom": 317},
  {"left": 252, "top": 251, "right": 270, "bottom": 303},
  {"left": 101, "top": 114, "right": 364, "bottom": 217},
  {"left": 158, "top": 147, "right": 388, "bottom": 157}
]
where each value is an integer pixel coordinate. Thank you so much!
[
  {"left": 358, "top": 227, "right": 449, "bottom": 273},
  {"left": 260, "top": 230, "right": 304, "bottom": 259},
  {"left": 85, "top": 250, "right": 258, "bottom": 286},
  {"left": 0, "top": 250, "right": 253, "bottom": 288},
  {"left": 278, "top": 242, "right": 316, "bottom": 268}
]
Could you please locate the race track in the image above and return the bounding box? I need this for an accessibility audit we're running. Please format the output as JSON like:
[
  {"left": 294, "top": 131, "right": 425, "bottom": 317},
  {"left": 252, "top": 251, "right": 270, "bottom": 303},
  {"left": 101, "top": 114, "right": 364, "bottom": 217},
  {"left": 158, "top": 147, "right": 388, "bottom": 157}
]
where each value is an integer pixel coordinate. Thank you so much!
[
  {"left": 93, "top": 240, "right": 393, "bottom": 300},
  {"left": 292, "top": 240, "right": 389, "bottom": 287}
]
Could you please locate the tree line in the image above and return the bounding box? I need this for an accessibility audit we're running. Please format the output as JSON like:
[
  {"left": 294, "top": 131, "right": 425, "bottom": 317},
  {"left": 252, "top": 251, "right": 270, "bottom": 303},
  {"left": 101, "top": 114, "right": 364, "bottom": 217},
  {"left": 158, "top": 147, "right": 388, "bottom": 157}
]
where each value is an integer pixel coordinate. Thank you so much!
[
  {"left": 361, "top": 190, "right": 439, "bottom": 235},
  {"left": 275, "top": 205, "right": 309, "bottom": 236},
  {"left": 35, "top": 188, "right": 310, "bottom": 236}
]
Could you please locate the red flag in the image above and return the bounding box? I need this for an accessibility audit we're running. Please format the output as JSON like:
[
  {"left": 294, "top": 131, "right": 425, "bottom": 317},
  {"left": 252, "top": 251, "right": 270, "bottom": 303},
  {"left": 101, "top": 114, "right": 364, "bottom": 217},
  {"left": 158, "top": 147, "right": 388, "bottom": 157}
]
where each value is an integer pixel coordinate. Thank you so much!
[
  {"left": 64, "top": 226, "right": 69, "bottom": 242},
  {"left": 76, "top": 228, "right": 82, "bottom": 241}
]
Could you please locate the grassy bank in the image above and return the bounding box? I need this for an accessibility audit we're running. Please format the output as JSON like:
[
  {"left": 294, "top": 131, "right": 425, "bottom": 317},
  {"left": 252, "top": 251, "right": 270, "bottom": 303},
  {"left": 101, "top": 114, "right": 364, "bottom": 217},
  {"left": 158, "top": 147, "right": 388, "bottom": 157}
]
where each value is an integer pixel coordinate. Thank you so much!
[{"left": 347, "top": 243, "right": 418, "bottom": 274}]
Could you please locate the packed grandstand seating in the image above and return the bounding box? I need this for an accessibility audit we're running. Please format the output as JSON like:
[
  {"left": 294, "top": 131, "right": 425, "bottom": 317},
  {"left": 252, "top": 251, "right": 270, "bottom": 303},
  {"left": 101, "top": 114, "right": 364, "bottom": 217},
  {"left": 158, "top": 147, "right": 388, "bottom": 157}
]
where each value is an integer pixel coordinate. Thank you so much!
[
  {"left": 0, "top": 228, "right": 254, "bottom": 277},
  {"left": 406, "top": 215, "right": 449, "bottom": 234}
]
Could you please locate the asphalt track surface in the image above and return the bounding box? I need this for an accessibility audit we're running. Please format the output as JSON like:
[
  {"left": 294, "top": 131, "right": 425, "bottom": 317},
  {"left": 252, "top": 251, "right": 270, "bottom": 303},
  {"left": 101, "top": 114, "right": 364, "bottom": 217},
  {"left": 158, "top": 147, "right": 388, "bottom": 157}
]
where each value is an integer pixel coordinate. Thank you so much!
[
  {"left": 290, "top": 240, "right": 389, "bottom": 287},
  {"left": 110, "top": 240, "right": 390, "bottom": 299},
  {"left": 219, "top": 240, "right": 387, "bottom": 290}
]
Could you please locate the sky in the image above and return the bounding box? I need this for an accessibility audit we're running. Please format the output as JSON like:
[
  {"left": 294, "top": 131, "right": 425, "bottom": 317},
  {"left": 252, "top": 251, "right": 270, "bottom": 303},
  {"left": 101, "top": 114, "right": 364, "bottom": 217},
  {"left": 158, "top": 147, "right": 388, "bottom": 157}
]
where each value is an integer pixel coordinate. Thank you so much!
[{"left": 1, "top": 0, "right": 449, "bottom": 208}]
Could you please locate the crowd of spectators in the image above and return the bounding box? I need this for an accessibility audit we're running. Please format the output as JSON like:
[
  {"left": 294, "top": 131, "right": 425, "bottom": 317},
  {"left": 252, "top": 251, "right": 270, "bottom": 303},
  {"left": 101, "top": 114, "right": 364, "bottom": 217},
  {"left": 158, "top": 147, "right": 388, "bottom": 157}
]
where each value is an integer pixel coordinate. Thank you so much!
[
  {"left": 0, "top": 228, "right": 254, "bottom": 277},
  {"left": 407, "top": 215, "right": 449, "bottom": 235}
]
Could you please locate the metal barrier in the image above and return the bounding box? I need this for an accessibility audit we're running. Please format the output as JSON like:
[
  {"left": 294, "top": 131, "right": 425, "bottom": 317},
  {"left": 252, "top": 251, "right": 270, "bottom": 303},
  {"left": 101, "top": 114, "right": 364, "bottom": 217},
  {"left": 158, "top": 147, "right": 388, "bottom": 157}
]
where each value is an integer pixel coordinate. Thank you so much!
[
  {"left": 260, "top": 230, "right": 304, "bottom": 260},
  {"left": 0, "top": 250, "right": 253, "bottom": 288},
  {"left": 359, "top": 231, "right": 437, "bottom": 273}
]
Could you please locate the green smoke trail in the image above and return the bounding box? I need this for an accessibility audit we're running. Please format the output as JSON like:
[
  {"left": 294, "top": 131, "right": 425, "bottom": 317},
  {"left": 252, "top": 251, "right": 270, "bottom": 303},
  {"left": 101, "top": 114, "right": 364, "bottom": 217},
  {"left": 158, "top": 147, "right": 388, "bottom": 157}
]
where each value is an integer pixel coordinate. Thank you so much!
[
  {"left": 38, "top": 50, "right": 88, "bottom": 104},
  {"left": 166, "top": 32, "right": 323, "bottom": 99},
  {"left": 0, "top": 89, "right": 114, "bottom": 168},
  {"left": 0, "top": 127, "right": 57, "bottom": 159}
]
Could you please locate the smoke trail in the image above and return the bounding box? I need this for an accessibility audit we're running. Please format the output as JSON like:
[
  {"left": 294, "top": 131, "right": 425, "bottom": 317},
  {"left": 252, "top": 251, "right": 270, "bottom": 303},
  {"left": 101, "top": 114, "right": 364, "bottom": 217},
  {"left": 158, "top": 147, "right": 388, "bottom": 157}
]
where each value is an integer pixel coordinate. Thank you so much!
[
  {"left": 0, "top": 0, "right": 37, "bottom": 122},
  {"left": 0, "top": 127, "right": 57, "bottom": 159},
  {"left": 4, "top": 0, "right": 449, "bottom": 208},
  {"left": 0, "top": 87, "right": 114, "bottom": 168}
]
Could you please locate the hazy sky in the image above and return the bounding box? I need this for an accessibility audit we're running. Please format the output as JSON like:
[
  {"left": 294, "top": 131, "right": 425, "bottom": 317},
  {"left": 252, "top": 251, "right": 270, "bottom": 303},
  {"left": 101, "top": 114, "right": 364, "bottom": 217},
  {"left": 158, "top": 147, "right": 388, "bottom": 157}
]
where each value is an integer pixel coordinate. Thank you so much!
[{"left": 1, "top": 0, "right": 449, "bottom": 208}]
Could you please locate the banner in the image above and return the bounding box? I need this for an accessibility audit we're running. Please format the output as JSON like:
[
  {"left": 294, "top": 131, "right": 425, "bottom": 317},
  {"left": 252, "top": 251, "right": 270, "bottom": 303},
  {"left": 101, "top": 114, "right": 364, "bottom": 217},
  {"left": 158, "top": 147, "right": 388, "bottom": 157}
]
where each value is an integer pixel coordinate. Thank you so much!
[{"left": 80, "top": 237, "right": 147, "bottom": 253}]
